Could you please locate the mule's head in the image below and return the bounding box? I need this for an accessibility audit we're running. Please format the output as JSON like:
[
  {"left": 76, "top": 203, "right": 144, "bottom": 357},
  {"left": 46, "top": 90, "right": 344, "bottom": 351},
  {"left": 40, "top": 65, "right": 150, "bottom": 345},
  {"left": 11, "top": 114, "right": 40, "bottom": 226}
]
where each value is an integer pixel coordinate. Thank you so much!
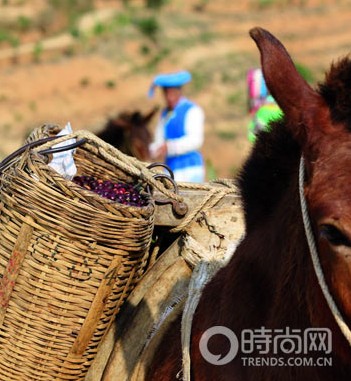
[
  {"left": 106, "top": 106, "right": 158, "bottom": 161},
  {"left": 129, "top": 105, "right": 159, "bottom": 161},
  {"left": 250, "top": 27, "right": 351, "bottom": 334}
]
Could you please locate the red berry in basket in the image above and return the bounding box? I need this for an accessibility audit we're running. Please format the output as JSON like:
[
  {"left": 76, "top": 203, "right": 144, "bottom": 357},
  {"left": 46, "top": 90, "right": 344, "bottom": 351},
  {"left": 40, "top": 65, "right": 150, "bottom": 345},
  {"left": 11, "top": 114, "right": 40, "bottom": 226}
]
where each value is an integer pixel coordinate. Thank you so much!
[{"left": 72, "top": 175, "right": 147, "bottom": 207}]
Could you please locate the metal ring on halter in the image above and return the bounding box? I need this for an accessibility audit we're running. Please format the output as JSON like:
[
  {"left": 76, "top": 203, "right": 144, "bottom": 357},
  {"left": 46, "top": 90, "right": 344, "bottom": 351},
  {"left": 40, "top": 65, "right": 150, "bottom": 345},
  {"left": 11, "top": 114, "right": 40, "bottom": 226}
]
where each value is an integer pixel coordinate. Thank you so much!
[
  {"left": 0, "top": 135, "right": 62, "bottom": 172},
  {"left": 149, "top": 173, "right": 188, "bottom": 217},
  {"left": 146, "top": 162, "right": 175, "bottom": 180}
]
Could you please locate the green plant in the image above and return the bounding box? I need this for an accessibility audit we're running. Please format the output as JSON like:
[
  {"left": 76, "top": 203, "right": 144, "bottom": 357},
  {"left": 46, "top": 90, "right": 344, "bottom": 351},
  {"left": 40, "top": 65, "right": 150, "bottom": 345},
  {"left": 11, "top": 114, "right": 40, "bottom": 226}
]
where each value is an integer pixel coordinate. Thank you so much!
[
  {"left": 32, "top": 41, "right": 43, "bottom": 62},
  {"left": 48, "top": 0, "right": 93, "bottom": 13},
  {"left": 114, "top": 13, "right": 131, "bottom": 27},
  {"left": 258, "top": 0, "right": 276, "bottom": 8},
  {"left": 199, "top": 31, "right": 214, "bottom": 43},
  {"left": 145, "top": 0, "right": 168, "bottom": 9},
  {"left": 144, "top": 47, "right": 170, "bottom": 70},
  {"left": 206, "top": 159, "right": 217, "bottom": 181},
  {"left": 190, "top": 71, "right": 208, "bottom": 92},
  {"left": 80, "top": 77, "right": 90, "bottom": 87},
  {"left": 216, "top": 130, "right": 237, "bottom": 140},
  {"left": 221, "top": 71, "right": 235, "bottom": 84},
  {"left": 93, "top": 22, "right": 107, "bottom": 36},
  {"left": 70, "top": 26, "right": 80, "bottom": 38},
  {"left": 17, "top": 16, "right": 32, "bottom": 32},
  {"left": 227, "top": 92, "right": 241, "bottom": 105},
  {"left": 140, "top": 44, "right": 151, "bottom": 55},
  {"left": 134, "top": 16, "right": 160, "bottom": 42},
  {"left": 105, "top": 79, "right": 116, "bottom": 89},
  {"left": 0, "top": 30, "right": 20, "bottom": 48}
]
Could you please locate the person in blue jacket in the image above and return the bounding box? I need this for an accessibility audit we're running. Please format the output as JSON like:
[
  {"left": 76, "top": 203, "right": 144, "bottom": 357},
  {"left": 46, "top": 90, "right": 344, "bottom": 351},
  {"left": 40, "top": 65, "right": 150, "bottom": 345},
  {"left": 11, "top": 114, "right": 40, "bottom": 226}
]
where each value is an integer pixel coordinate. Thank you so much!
[{"left": 148, "top": 70, "right": 205, "bottom": 183}]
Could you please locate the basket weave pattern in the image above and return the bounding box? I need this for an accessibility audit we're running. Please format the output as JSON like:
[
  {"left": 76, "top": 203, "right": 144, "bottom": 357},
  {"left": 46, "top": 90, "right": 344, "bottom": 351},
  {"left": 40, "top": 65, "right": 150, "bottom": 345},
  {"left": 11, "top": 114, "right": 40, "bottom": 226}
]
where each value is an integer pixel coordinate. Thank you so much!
[{"left": 0, "top": 134, "right": 155, "bottom": 380}]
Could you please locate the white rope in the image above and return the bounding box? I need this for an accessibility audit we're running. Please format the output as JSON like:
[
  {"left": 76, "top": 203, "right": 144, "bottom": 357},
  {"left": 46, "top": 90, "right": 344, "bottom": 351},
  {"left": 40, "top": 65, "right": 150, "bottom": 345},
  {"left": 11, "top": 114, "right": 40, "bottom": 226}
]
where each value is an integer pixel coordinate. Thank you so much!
[
  {"left": 181, "top": 261, "right": 213, "bottom": 381},
  {"left": 299, "top": 156, "right": 351, "bottom": 346},
  {"left": 180, "top": 237, "right": 242, "bottom": 381}
]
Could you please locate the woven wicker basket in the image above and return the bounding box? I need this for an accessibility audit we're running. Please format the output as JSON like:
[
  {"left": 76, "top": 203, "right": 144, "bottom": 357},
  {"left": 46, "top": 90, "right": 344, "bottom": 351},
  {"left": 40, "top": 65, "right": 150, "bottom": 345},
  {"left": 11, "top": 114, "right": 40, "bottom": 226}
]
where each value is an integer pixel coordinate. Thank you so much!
[{"left": 0, "top": 128, "right": 155, "bottom": 380}]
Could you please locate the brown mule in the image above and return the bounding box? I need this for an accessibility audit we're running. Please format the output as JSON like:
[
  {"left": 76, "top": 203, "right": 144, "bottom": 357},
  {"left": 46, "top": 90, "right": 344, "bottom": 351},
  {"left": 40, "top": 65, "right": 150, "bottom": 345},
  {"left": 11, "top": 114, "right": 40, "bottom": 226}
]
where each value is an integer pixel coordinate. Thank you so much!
[
  {"left": 146, "top": 27, "right": 351, "bottom": 380},
  {"left": 97, "top": 106, "right": 158, "bottom": 162}
]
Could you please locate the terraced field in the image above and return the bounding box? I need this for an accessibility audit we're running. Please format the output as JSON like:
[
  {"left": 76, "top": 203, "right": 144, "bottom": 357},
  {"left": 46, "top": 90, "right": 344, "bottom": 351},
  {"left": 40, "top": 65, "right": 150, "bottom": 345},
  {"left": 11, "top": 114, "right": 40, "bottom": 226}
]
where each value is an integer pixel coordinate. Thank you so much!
[{"left": 0, "top": 0, "right": 350, "bottom": 178}]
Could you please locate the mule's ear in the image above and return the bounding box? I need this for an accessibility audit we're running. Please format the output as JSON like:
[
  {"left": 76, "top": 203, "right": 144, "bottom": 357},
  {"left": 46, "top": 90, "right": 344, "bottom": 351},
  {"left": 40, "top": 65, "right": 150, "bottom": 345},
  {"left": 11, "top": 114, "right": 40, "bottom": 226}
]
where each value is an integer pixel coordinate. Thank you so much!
[
  {"left": 143, "top": 105, "right": 159, "bottom": 124},
  {"left": 249, "top": 27, "right": 320, "bottom": 146},
  {"left": 110, "top": 115, "right": 131, "bottom": 129}
]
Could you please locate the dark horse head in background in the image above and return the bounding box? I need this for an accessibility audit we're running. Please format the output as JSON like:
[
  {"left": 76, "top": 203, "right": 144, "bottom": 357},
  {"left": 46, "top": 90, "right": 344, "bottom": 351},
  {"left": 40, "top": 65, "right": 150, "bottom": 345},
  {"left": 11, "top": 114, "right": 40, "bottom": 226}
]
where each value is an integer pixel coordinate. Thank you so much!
[
  {"left": 146, "top": 27, "right": 351, "bottom": 380},
  {"left": 97, "top": 106, "right": 158, "bottom": 162}
]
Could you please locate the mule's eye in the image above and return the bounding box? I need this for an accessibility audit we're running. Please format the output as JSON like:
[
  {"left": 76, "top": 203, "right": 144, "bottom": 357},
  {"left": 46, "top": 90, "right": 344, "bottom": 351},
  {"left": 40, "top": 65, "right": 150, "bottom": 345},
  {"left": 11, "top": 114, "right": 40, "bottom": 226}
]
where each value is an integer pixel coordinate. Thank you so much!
[{"left": 319, "top": 224, "right": 351, "bottom": 247}]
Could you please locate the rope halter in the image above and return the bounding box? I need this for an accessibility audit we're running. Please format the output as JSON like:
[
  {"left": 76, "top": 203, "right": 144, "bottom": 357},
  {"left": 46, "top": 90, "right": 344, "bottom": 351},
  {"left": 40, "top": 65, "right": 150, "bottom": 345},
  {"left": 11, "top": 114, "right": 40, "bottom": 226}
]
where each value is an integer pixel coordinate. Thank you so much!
[{"left": 299, "top": 156, "right": 351, "bottom": 347}]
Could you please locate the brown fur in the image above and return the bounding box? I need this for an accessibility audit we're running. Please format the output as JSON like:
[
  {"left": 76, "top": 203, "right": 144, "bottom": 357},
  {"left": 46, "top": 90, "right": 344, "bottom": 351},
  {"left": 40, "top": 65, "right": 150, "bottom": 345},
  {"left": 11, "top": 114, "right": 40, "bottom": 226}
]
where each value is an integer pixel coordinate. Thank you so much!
[
  {"left": 147, "top": 28, "right": 351, "bottom": 380},
  {"left": 97, "top": 106, "right": 158, "bottom": 161}
]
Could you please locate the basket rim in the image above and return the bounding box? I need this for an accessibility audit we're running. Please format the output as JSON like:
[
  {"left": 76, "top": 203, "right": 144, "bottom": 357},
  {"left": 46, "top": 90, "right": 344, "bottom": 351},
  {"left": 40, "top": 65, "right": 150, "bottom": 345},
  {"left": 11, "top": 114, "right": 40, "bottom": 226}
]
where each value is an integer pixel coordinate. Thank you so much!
[{"left": 25, "top": 148, "right": 156, "bottom": 215}]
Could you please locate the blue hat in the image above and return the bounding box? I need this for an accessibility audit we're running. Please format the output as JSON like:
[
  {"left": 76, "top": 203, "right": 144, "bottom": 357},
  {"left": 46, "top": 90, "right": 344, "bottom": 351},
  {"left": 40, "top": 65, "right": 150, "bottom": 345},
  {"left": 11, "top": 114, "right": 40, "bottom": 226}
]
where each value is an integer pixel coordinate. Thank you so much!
[{"left": 148, "top": 70, "right": 192, "bottom": 98}]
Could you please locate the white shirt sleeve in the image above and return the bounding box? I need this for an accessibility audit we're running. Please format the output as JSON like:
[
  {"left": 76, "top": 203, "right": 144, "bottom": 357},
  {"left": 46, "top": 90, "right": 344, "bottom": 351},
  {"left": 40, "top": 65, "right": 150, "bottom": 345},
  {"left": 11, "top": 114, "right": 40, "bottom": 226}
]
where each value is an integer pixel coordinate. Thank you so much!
[
  {"left": 166, "top": 105, "right": 204, "bottom": 157},
  {"left": 149, "top": 118, "right": 166, "bottom": 159}
]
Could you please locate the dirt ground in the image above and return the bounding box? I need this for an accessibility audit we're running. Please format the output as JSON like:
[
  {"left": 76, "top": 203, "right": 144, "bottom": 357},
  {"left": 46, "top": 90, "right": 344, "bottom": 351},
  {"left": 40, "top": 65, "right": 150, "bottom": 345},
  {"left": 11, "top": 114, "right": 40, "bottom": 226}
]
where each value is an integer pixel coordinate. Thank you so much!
[{"left": 1, "top": 0, "right": 351, "bottom": 179}]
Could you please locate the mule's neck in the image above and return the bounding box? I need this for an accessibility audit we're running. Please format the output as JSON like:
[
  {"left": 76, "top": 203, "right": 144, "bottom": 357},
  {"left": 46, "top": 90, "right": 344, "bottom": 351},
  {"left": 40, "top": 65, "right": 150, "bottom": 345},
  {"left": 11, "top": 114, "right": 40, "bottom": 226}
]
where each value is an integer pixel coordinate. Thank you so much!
[
  {"left": 234, "top": 122, "right": 351, "bottom": 363},
  {"left": 233, "top": 121, "right": 317, "bottom": 328}
]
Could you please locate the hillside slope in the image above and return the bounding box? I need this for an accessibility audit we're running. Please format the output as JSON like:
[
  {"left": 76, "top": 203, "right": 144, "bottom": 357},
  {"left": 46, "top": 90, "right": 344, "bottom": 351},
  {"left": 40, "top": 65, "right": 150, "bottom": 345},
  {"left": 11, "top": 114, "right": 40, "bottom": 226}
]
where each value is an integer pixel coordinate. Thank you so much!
[{"left": 0, "top": 0, "right": 351, "bottom": 178}]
